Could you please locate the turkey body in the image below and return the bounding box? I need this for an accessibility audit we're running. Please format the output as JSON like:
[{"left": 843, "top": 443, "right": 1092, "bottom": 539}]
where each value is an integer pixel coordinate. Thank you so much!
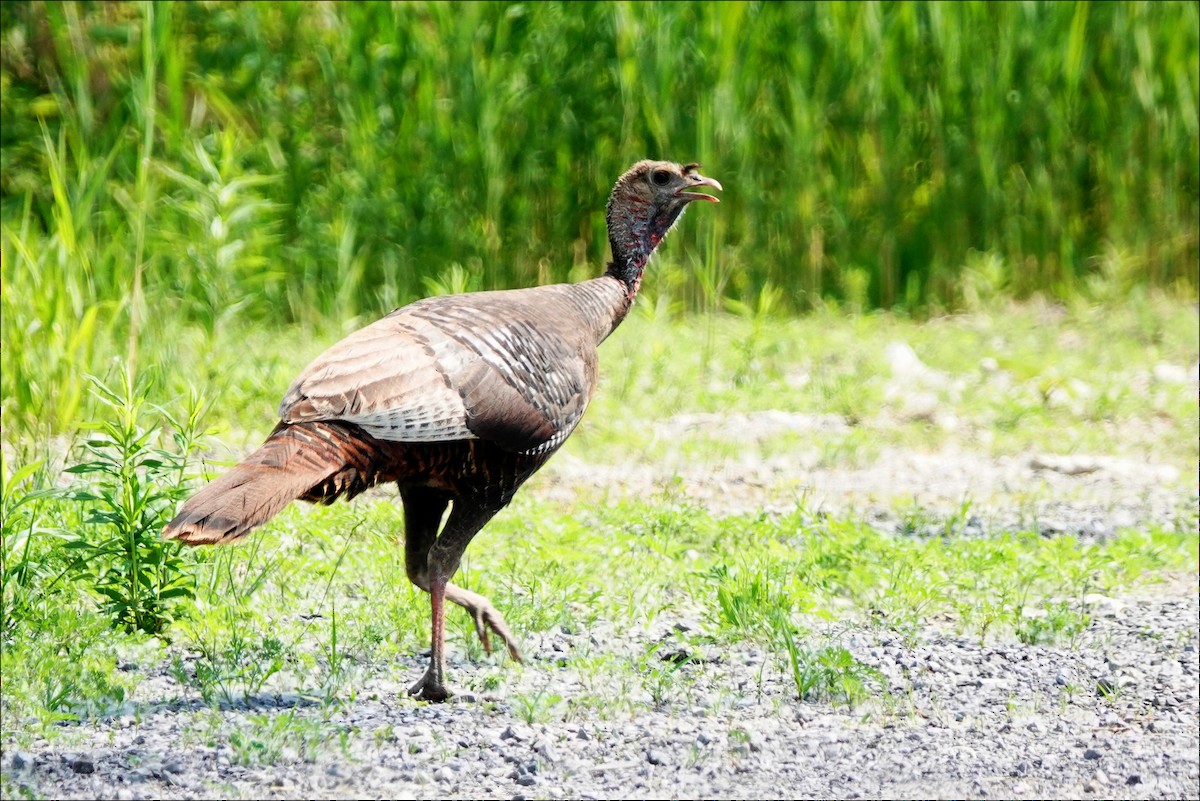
[{"left": 163, "top": 160, "right": 721, "bottom": 701}]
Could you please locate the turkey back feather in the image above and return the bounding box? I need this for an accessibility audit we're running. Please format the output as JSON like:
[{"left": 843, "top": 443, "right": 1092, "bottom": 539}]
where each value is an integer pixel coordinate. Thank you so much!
[{"left": 279, "top": 280, "right": 620, "bottom": 455}]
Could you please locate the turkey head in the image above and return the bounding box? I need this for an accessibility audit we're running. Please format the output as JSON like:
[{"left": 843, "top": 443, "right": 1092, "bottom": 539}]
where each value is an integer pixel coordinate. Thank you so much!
[{"left": 605, "top": 160, "right": 722, "bottom": 294}]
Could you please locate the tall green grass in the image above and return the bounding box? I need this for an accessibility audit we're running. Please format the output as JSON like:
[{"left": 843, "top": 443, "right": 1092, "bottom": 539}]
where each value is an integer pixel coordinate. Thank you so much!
[{"left": 2, "top": 1, "right": 1198, "bottom": 439}]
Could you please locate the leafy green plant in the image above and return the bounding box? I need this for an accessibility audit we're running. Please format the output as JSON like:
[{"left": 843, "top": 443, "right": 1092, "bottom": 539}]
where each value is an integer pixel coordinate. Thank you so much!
[
  {"left": 315, "top": 602, "right": 359, "bottom": 706},
  {"left": 872, "top": 559, "right": 941, "bottom": 642},
  {"left": 61, "top": 369, "right": 209, "bottom": 634},
  {"left": 773, "top": 618, "right": 879, "bottom": 706},
  {"left": 228, "top": 710, "right": 327, "bottom": 766},
  {"left": 155, "top": 134, "right": 283, "bottom": 331},
  {"left": 706, "top": 562, "right": 798, "bottom": 640},
  {"left": 1015, "top": 600, "right": 1090, "bottom": 646},
  {"left": 0, "top": 609, "right": 135, "bottom": 731},
  {"left": 636, "top": 640, "right": 700, "bottom": 709},
  {"left": 512, "top": 684, "right": 565, "bottom": 725},
  {"left": 173, "top": 612, "right": 287, "bottom": 707},
  {"left": 1, "top": 457, "right": 60, "bottom": 634}
]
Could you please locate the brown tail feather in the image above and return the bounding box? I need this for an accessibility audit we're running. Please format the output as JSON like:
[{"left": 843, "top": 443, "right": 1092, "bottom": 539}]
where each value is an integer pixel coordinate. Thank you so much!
[{"left": 163, "top": 421, "right": 386, "bottom": 545}]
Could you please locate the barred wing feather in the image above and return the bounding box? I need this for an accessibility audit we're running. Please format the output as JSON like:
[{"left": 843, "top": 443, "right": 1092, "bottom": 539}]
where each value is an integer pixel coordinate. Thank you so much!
[{"left": 279, "top": 293, "right": 594, "bottom": 455}]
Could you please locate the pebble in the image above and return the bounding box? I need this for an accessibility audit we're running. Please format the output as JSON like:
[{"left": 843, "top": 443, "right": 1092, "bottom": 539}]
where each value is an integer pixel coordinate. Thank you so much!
[
  {"left": 536, "top": 741, "right": 559, "bottom": 763},
  {"left": 68, "top": 755, "right": 95, "bottom": 775}
]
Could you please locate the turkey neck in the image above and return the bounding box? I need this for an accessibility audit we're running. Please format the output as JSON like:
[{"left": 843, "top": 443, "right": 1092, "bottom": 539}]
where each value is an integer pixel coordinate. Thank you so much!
[
  {"left": 556, "top": 276, "right": 640, "bottom": 348},
  {"left": 603, "top": 193, "right": 691, "bottom": 308}
]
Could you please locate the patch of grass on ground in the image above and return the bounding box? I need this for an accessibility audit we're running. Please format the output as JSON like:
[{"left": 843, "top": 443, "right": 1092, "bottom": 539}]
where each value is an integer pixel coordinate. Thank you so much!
[
  {"left": 3, "top": 486, "right": 1195, "bottom": 741},
  {"left": 580, "top": 293, "right": 1198, "bottom": 470}
]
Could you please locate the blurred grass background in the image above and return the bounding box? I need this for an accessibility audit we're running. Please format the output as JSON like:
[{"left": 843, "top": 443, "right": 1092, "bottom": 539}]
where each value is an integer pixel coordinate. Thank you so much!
[{"left": 1, "top": 0, "right": 1198, "bottom": 440}]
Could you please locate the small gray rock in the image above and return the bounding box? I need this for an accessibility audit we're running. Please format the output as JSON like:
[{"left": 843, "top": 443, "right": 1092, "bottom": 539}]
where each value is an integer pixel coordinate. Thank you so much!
[
  {"left": 647, "top": 749, "right": 669, "bottom": 766},
  {"left": 1083, "top": 748, "right": 1103, "bottom": 761},
  {"left": 68, "top": 755, "right": 95, "bottom": 775},
  {"left": 536, "top": 741, "right": 559, "bottom": 763},
  {"left": 1126, "top": 774, "right": 1142, "bottom": 786},
  {"left": 9, "top": 751, "right": 33, "bottom": 771}
]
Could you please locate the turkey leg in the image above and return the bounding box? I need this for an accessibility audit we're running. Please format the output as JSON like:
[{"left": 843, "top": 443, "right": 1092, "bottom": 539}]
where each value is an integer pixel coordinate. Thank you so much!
[
  {"left": 401, "top": 490, "right": 512, "bottom": 701},
  {"left": 400, "top": 487, "right": 522, "bottom": 655}
]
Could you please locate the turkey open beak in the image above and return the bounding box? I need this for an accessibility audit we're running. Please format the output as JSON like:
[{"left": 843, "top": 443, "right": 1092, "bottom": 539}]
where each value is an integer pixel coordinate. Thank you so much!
[{"left": 676, "top": 174, "right": 723, "bottom": 203}]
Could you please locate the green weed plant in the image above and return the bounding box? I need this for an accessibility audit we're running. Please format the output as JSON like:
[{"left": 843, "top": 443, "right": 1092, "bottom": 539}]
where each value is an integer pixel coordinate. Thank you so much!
[{"left": 60, "top": 370, "right": 209, "bottom": 634}]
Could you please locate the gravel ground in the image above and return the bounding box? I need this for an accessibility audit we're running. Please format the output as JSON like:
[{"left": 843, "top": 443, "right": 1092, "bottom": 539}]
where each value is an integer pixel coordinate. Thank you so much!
[{"left": 3, "top": 433, "right": 1198, "bottom": 800}]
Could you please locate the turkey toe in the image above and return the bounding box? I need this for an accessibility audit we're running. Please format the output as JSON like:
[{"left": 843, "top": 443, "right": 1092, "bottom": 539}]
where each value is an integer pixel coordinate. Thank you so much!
[
  {"left": 408, "top": 673, "right": 453, "bottom": 703},
  {"left": 446, "top": 583, "right": 523, "bottom": 662}
]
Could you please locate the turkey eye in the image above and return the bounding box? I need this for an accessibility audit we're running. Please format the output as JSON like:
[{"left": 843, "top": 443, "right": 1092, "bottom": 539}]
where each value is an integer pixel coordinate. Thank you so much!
[{"left": 652, "top": 170, "right": 670, "bottom": 186}]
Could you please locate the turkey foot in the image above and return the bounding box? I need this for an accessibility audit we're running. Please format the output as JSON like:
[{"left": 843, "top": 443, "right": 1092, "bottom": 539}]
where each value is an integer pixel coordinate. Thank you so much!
[
  {"left": 407, "top": 668, "right": 452, "bottom": 703},
  {"left": 446, "top": 582, "right": 523, "bottom": 662}
]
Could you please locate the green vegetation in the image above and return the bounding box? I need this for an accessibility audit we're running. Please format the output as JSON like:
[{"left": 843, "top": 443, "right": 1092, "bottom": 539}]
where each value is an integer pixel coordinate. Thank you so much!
[
  {"left": 1, "top": 0, "right": 1197, "bottom": 760},
  {"left": 57, "top": 370, "right": 206, "bottom": 634},
  {"left": 3, "top": 453, "right": 1195, "bottom": 737}
]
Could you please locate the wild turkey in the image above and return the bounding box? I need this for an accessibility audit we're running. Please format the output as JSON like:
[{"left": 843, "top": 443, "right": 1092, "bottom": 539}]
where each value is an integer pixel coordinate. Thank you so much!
[{"left": 163, "top": 159, "right": 722, "bottom": 701}]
